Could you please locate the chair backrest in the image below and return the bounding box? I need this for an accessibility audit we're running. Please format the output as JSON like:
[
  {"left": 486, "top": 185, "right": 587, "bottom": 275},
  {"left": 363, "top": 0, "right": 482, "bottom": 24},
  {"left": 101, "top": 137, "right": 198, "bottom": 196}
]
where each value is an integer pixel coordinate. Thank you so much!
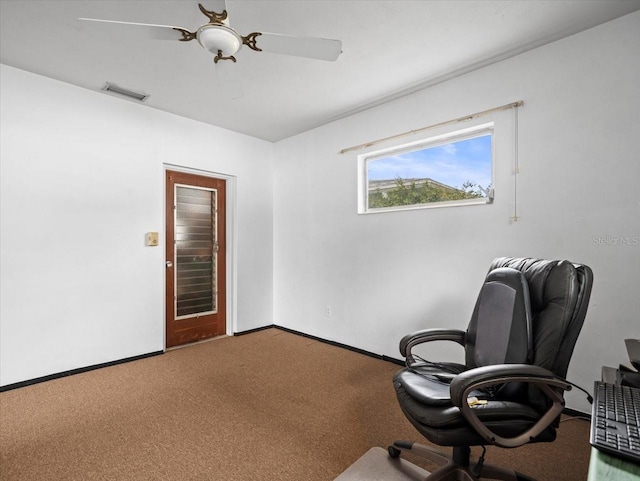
[
  {"left": 464, "top": 267, "right": 533, "bottom": 400},
  {"left": 488, "top": 257, "right": 594, "bottom": 379},
  {"left": 465, "top": 267, "right": 533, "bottom": 369}
]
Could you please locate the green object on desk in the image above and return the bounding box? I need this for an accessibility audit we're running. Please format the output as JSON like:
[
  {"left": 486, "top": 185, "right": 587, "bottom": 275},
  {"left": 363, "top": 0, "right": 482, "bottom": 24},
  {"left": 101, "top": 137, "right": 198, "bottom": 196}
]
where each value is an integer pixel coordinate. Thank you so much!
[{"left": 587, "top": 447, "right": 640, "bottom": 480}]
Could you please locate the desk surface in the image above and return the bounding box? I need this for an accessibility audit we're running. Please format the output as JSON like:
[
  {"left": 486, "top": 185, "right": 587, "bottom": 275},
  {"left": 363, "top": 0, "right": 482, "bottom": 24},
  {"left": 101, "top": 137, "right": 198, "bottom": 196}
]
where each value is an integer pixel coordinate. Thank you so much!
[{"left": 587, "top": 448, "right": 640, "bottom": 481}]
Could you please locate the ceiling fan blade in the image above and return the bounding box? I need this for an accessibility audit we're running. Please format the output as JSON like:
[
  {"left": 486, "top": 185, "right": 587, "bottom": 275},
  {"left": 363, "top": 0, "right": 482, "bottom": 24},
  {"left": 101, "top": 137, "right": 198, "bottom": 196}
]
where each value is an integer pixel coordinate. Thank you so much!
[
  {"left": 214, "top": 61, "right": 244, "bottom": 100},
  {"left": 78, "top": 18, "right": 189, "bottom": 41},
  {"left": 254, "top": 33, "right": 342, "bottom": 61}
]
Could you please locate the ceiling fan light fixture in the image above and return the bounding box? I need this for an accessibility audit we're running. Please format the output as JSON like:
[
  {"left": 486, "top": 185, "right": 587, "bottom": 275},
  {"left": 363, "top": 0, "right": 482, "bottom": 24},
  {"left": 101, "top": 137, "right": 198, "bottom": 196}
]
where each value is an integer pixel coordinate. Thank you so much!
[{"left": 197, "top": 25, "right": 242, "bottom": 56}]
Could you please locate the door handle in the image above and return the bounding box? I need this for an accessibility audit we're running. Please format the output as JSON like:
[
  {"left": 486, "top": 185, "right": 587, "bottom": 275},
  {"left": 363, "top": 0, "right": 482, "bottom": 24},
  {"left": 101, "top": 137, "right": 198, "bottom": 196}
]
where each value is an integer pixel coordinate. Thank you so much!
[{"left": 166, "top": 261, "right": 173, "bottom": 268}]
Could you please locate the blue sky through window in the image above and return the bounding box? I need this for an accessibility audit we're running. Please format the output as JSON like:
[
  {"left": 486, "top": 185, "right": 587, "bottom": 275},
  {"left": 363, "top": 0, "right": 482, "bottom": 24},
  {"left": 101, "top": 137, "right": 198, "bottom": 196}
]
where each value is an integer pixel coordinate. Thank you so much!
[{"left": 367, "top": 134, "right": 492, "bottom": 190}]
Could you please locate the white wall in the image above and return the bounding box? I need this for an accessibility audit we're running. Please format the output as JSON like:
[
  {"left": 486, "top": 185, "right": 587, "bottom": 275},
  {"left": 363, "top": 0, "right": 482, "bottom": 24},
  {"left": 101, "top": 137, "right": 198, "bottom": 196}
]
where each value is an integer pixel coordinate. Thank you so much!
[
  {"left": 0, "top": 65, "right": 274, "bottom": 386},
  {"left": 273, "top": 11, "right": 640, "bottom": 413}
]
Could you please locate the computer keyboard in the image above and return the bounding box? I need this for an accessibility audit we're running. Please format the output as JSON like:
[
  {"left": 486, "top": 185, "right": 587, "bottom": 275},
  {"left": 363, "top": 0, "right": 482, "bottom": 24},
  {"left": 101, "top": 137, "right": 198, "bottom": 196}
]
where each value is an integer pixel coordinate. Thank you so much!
[{"left": 590, "top": 381, "right": 640, "bottom": 464}]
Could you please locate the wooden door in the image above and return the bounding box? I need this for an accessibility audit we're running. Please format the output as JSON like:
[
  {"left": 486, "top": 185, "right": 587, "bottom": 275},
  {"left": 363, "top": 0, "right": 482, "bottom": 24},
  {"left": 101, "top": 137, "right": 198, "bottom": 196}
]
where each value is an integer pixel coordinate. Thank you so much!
[{"left": 165, "top": 170, "right": 226, "bottom": 348}]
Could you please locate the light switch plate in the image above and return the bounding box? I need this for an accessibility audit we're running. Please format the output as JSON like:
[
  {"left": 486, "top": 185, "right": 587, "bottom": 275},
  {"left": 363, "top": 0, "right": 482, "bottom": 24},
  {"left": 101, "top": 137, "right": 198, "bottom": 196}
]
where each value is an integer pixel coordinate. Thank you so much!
[{"left": 146, "top": 232, "right": 159, "bottom": 246}]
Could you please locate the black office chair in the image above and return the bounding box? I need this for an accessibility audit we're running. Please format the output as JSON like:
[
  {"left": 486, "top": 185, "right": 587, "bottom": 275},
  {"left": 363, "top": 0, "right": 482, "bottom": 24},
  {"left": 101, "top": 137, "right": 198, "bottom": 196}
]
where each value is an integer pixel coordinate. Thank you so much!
[{"left": 388, "top": 257, "right": 593, "bottom": 481}]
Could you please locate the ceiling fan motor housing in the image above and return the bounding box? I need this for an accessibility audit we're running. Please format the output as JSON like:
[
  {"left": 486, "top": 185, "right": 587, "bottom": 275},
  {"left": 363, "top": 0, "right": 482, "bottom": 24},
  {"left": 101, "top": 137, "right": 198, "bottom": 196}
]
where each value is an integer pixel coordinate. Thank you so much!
[{"left": 197, "top": 24, "right": 242, "bottom": 56}]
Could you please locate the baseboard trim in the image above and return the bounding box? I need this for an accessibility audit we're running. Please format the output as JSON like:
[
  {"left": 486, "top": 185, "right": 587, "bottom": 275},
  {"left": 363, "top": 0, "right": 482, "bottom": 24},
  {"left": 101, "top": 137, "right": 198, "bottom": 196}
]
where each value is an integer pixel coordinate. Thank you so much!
[
  {"left": 0, "top": 350, "right": 164, "bottom": 392},
  {"left": 272, "top": 324, "right": 405, "bottom": 365},
  {"left": 233, "top": 324, "right": 276, "bottom": 336},
  {"left": 236, "top": 324, "right": 405, "bottom": 365}
]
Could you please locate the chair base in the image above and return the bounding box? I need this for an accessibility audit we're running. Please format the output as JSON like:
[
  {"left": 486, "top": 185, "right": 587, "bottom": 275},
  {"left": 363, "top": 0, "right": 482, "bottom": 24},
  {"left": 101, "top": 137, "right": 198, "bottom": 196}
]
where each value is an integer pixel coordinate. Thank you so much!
[{"left": 388, "top": 441, "right": 536, "bottom": 481}]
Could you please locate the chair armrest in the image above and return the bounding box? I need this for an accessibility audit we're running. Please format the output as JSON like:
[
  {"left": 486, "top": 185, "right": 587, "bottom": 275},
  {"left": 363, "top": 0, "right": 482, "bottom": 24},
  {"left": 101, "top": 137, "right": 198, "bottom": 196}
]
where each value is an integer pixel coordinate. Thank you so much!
[
  {"left": 399, "top": 328, "right": 466, "bottom": 358},
  {"left": 449, "top": 364, "right": 572, "bottom": 448}
]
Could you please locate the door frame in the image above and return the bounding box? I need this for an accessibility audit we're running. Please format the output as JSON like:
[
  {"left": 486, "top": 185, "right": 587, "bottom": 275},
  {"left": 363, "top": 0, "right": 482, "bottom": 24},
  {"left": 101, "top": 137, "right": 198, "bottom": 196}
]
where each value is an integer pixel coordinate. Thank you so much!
[{"left": 163, "top": 164, "right": 237, "bottom": 347}]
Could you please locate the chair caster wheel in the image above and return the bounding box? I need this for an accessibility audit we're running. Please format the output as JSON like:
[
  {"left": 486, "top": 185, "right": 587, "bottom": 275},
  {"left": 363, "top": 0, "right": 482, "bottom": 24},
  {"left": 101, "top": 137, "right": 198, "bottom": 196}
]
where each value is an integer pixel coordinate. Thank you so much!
[{"left": 388, "top": 445, "right": 401, "bottom": 458}]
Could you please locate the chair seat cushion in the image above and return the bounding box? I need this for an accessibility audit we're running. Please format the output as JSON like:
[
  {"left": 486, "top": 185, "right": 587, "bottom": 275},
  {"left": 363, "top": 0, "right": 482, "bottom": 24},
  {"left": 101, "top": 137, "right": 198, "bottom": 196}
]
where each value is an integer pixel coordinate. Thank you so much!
[
  {"left": 394, "top": 370, "right": 555, "bottom": 446},
  {"left": 394, "top": 369, "right": 542, "bottom": 423},
  {"left": 395, "top": 366, "right": 473, "bottom": 406}
]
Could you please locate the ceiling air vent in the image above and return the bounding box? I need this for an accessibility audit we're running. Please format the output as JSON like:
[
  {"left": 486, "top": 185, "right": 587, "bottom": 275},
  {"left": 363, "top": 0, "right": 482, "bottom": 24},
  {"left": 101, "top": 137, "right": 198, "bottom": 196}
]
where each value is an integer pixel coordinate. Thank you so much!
[{"left": 102, "top": 82, "right": 149, "bottom": 102}]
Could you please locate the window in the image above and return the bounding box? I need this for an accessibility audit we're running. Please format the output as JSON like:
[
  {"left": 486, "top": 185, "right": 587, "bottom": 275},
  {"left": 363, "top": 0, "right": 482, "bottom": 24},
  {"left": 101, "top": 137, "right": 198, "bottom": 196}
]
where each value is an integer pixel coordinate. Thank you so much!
[{"left": 358, "top": 123, "right": 494, "bottom": 213}]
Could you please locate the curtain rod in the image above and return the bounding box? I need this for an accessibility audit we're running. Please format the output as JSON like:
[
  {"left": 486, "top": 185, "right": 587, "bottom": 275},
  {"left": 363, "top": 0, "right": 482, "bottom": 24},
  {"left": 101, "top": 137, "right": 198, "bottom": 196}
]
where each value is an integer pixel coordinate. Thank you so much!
[{"left": 339, "top": 100, "right": 524, "bottom": 155}]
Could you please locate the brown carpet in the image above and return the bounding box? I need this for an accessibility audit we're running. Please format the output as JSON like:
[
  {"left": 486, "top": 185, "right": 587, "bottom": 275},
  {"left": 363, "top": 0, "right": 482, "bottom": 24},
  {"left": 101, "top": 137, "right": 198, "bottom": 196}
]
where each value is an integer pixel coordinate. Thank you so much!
[{"left": 0, "top": 328, "right": 591, "bottom": 480}]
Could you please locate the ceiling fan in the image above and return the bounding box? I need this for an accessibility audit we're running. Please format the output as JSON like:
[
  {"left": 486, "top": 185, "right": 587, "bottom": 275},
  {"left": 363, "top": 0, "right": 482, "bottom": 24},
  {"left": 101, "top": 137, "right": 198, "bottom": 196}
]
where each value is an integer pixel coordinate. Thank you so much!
[
  {"left": 79, "top": 1, "right": 343, "bottom": 64},
  {"left": 79, "top": 1, "right": 342, "bottom": 99}
]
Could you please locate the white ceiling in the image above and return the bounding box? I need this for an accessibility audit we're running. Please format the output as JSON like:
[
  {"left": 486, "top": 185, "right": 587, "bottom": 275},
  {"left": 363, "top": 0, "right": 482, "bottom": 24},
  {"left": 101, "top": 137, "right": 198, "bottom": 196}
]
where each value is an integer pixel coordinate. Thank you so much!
[{"left": 1, "top": 0, "right": 639, "bottom": 142}]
